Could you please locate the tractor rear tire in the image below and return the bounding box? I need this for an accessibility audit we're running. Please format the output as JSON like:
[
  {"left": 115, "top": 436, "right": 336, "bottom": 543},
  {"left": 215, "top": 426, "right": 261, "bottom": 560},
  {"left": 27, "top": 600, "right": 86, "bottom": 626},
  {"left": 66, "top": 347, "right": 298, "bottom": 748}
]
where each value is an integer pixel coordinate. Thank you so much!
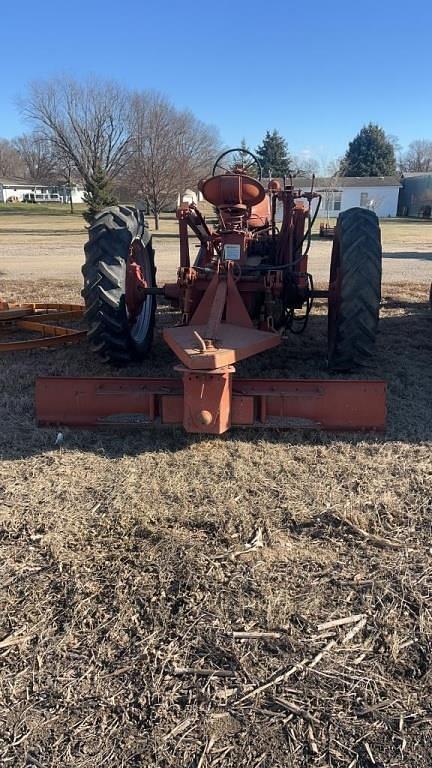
[
  {"left": 327, "top": 207, "right": 382, "bottom": 371},
  {"left": 82, "top": 206, "right": 156, "bottom": 366}
]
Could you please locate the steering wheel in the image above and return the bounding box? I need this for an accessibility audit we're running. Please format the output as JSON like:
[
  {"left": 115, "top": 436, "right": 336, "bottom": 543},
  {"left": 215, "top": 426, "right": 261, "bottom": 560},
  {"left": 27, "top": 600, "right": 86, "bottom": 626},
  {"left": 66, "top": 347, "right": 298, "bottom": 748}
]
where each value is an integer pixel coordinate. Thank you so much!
[{"left": 212, "top": 148, "right": 262, "bottom": 180}]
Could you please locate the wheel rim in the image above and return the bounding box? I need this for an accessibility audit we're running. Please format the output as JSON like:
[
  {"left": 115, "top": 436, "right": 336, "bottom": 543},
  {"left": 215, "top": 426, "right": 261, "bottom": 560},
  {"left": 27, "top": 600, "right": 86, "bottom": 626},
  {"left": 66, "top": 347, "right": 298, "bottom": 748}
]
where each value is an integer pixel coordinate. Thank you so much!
[
  {"left": 212, "top": 148, "right": 262, "bottom": 179},
  {"left": 125, "top": 239, "right": 154, "bottom": 344}
]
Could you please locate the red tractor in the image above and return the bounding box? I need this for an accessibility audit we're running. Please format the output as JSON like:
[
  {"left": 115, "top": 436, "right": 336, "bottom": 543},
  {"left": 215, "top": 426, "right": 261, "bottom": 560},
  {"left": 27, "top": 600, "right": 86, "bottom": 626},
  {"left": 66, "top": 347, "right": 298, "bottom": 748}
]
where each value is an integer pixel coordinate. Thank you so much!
[{"left": 37, "top": 149, "right": 385, "bottom": 433}]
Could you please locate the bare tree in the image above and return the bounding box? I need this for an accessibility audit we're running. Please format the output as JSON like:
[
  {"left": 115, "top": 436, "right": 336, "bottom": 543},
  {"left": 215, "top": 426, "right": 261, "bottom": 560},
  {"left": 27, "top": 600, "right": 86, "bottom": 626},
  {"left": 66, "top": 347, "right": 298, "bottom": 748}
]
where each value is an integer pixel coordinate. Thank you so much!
[
  {"left": 53, "top": 148, "right": 81, "bottom": 214},
  {"left": 127, "top": 92, "right": 176, "bottom": 230},
  {"left": 127, "top": 92, "right": 220, "bottom": 229},
  {"left": 20, "top": 76, "right": 132, "bottom": 220},
  {"left": 311, "top": 160, "right": 342, "bottom": 223},
  {"left": 401, "top": 139, "right": 432, "bottom": 172},
  {"left": 13, "top": 132, "right": 57, "bottom": 181},
  {"left": 326, "top": 157, "right": 343, "bottom": 176},
  {"left": 175, "top": 109, "right": 221, "bottom": 192},
  {"left": 0, "top": 138, "right": 24, "bottom": 177},
  {"left": 292, "top": 155, "right": 320, "bottom": 175},
  {"left": 387, "top": 134, "right": 402, "bottom": 154}
]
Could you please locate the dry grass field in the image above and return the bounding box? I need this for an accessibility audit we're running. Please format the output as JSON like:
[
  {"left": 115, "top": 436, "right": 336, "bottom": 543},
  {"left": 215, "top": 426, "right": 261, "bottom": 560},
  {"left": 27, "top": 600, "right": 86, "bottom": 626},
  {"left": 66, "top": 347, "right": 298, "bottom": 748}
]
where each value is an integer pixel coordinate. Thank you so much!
[{"left": 0, "top": 211, "right": 431, "bottom": 767}]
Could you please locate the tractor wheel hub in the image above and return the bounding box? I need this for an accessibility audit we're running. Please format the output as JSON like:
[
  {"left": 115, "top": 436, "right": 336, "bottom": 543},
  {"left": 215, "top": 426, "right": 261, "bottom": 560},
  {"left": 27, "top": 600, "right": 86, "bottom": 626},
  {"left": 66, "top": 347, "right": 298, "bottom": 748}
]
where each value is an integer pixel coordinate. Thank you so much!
[{"left": 125, "top": 242, "right": 148, "bottom": 321}]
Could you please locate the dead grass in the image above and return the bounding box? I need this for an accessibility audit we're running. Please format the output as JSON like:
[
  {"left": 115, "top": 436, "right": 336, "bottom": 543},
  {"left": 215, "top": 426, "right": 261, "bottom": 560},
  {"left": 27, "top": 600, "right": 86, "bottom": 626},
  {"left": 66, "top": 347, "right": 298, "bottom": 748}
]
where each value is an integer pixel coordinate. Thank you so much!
[{"left": 0, "top": 278, "right": 432, "bottom": 767}]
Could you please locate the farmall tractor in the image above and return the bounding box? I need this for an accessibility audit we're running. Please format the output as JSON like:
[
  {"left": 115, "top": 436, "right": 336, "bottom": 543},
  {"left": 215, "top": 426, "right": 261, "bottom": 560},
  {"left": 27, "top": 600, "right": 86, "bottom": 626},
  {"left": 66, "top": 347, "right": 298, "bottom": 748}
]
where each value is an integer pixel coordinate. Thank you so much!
[{"left": 36, "top": 149, "right": 386, "bottom": 433}]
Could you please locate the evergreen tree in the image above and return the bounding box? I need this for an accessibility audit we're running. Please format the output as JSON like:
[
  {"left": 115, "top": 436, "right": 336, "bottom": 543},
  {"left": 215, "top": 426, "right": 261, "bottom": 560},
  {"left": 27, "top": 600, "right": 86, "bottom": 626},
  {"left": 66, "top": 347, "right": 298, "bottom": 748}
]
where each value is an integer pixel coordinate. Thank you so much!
[
  {"left": 82, "top": 165, "right": 118, "bottom": 224},
  {"left": 255, "top": 130, "right": 292, "bottom": 176},
  {"left": 340, "top": 123, "right": 396, "bottom": 177},
  {"left": 229, "top": 138, "right": 258, "bottom": 177}
]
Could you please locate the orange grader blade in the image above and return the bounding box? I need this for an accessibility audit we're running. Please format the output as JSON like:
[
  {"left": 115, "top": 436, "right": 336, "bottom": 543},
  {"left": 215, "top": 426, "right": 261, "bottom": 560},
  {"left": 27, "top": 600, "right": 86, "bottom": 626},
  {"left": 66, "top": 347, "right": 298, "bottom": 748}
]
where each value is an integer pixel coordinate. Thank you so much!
[{"left": 35, "top": 375, "right": 386, "bottom": 434}]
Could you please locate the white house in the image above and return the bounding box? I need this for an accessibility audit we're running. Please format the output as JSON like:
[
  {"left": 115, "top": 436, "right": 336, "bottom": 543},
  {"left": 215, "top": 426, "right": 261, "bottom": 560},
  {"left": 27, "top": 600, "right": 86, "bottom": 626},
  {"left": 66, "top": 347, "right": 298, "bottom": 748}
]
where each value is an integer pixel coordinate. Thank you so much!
[
  {"left": 0, "top": 178, "right": 86, "bottom": 204},
  {"left": 293, "top": 176, "right": 401, "bottom": 219}
]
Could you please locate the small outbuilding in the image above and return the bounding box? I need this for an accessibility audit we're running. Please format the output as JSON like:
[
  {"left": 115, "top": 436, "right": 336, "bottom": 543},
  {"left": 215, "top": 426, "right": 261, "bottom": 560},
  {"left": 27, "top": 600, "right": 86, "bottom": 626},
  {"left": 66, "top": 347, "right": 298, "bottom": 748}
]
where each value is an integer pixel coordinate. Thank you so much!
[{"left": 398, "top": 173, "right": 432, "bottom": 218}]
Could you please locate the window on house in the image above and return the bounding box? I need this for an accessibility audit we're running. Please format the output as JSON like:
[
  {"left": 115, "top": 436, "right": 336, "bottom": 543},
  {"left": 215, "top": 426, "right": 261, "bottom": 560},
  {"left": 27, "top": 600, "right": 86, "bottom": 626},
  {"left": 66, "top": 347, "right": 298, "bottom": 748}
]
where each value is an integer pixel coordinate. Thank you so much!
[
  {"left": 321, "top": 190, "right": 342, "bottom": 211},
  {"left": 360, "top": 192, "right": 369, "bottom": 207}
]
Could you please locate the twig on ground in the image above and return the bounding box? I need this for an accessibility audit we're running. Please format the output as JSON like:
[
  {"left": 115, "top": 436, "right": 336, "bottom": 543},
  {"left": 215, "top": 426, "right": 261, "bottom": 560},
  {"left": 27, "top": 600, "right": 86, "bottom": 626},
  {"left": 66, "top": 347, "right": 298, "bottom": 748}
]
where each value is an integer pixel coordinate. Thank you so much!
[
  {"left": 272, "top": 696, "right": 320, "bottom": 724},
  {"left": 307, "top": 724, "right": 319, "bottom": 755},
  {"left": 173, "top": 667, "right": 235, "bottom": 678},
  {"left": 0, "top": 628, "right": 33, "bottom": 649},
  {"left": 233, "top": 616, "right": 366, "bottom": 705},
  {"left": 318, "top": 614, "right": 365, "bottom": 632},
  {"left": 341, "top": 617, "right": 367, "bottom": 645},
  {"left": 330, "top": 511, "right": 404, "bottom": 550},
  {"left": 364, "top": 741, "right": 376, "bottom": 764},
  {"left": 163, "top": 718, "right": 192, "bottom": 741},
  {"left": 214, "top": 527, "right": 264, "bottom": 559},
  {"left": 233, "top": 630, "right": 282, "bottom": 640},
  {"left": 197, "top": 735, "right": 216, "bottom": 768},
  {"left": 357, "top": 699, "right": 395, "bottom": 716},
  {"left": 308, "top": 639, "right": 337, "bottom": 670}
]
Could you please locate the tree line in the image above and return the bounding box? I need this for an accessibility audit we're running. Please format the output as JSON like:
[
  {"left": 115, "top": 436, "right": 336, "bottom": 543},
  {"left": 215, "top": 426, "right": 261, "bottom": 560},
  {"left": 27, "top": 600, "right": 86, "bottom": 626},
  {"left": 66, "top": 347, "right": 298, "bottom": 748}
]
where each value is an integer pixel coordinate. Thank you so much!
[
  {"left": 338, "top": 125, "right": 432, "bottom": 177},
  {"left": 0, "top": 78, "right": 221, "bottom": 227},
  {"left": 252, "top": 126, "right": 432, "bottom": 178},
  {"left": 1, "top": 75, "right": 431, "bottom": 224}
]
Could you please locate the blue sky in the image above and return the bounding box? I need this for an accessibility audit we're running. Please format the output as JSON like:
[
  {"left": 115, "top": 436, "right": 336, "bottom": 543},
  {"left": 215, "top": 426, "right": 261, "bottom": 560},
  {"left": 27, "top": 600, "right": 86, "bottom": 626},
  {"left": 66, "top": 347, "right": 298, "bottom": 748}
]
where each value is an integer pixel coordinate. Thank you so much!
[{"left": 1, "top": 0, "right": 431, "bottom": 165}]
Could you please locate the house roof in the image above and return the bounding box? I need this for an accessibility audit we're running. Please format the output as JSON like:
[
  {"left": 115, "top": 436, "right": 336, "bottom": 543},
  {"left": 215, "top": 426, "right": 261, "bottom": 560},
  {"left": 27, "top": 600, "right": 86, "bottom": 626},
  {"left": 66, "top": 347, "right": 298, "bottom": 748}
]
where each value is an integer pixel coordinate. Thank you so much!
[
  {"left": 264, "top": 176, "right": 401, "bottom": 189},
  {"left": 0, "top": 177, "right": 84, "bottom": 189},
  {"left": 0, "top": 177, "right": 32, "bottom": 186},
  {"left": 401, "top": 172, "right": 432, "bottom": 178},
  {"left": 0, "top": 177, "right": 57, "bottom": 187}
]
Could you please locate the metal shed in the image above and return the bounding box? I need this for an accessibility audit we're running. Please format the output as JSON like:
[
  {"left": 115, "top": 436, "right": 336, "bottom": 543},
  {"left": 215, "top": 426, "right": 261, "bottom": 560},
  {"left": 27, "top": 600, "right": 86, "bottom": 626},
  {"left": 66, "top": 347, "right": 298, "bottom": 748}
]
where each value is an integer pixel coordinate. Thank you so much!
[{"left": 398, "top": 173, "right": 432, "bottom": 217}]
